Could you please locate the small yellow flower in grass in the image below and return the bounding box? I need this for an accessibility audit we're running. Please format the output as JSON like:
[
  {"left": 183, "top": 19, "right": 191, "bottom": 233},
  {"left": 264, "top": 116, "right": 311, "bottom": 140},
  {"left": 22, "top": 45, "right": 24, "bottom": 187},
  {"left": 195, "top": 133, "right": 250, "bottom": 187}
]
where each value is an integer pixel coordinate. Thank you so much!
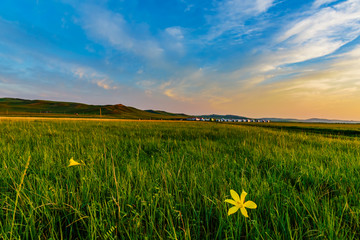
[
  {"left": 225, "top": 189, "right": 257, "bottom": 217},
  {"left": 68, "top": 157, "right": 84, "bottom": 167}
]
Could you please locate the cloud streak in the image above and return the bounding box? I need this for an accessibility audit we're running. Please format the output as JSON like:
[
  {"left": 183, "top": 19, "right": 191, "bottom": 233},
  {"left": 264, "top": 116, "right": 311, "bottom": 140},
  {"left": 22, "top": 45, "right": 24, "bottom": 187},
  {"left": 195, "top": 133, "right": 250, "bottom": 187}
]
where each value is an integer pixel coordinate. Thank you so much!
[
  {"left": 78, "top": 4, "right": 164, "bottom": 60},
  {"left": 275, "top": 0, "right": 360, "bottom": 65},
  {"left": 206, "top": 0, "right": 275, "bottom": 41}
]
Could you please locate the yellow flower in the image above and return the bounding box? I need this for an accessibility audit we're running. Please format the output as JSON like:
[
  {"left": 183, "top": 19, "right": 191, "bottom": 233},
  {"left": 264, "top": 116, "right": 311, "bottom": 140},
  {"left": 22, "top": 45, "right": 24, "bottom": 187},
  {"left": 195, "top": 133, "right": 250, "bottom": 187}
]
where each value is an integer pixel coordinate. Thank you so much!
[
  {"left": 225, "top": 189, "right": 257, "bottom": 217},
  {"left": 68, "top": 157, "right": 84, "bottom": 167}
]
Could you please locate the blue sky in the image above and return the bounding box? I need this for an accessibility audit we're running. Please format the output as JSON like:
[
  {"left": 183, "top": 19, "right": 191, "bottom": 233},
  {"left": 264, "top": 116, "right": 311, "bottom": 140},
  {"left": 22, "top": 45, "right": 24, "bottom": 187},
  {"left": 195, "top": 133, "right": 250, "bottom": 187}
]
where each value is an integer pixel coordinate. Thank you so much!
[{"left": 1, "top": 0, "right": 360, "bottom": 120}]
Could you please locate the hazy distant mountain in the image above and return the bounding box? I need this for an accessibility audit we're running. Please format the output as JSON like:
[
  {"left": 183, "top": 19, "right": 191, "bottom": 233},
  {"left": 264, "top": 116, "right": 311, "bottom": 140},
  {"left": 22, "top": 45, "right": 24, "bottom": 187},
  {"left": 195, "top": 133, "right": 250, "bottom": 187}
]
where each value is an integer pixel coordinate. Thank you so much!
[
  {"left": 0, "top": 98, "right": 189, "bottom": 120},
  {"left": 197, "top": 114, "right": 247, "bottom": 119},
  {"left": 145, "top": 110, "right": 188, "bottom": 117},
  {"left": 263, "top": 117, "right": 360, "bottom": 123},
  {"left": 300, "top": 118, "right": 360, "bottom": 124}
]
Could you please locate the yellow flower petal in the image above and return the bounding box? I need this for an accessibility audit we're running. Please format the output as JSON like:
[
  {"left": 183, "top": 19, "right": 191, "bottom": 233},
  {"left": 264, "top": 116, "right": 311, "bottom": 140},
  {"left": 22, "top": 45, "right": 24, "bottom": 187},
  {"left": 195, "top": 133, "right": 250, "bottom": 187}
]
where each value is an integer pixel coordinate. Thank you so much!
[
  {"left": 240, "top": 207, "right": 249, "bottom": 217},
  {"left": 244, "top": 201, "right": 257, "bottom": 209},
  {"left": 230, "top": 189, "right": 241, "bottom": 202},
  {"left": 68, "top": 158, "right": 82, "bottom": 167},
  {"left": 225, "top": 199, "right": 237, "bottom": 206},
  {"left": 228, "top": 206, "right": 239, "bottom": 216},
  {"left": 240, "top": 190, "right": 247, "bottom": 203}
]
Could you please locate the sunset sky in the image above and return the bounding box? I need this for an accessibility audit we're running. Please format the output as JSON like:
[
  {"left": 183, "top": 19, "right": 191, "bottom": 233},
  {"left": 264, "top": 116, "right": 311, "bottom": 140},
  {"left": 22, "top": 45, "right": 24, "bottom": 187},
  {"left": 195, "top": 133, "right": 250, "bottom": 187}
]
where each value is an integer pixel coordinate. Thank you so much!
[{"left": 1, "top": 0, "right": 360, "bottom": 120}]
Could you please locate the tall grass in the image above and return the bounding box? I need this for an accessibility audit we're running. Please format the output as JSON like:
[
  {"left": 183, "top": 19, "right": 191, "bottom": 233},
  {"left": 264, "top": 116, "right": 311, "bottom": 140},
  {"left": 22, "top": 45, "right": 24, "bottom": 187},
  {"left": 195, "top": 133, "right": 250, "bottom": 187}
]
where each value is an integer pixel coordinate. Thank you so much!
[{"left": 0, "top": 119, "right": 359, "bottom": 239}]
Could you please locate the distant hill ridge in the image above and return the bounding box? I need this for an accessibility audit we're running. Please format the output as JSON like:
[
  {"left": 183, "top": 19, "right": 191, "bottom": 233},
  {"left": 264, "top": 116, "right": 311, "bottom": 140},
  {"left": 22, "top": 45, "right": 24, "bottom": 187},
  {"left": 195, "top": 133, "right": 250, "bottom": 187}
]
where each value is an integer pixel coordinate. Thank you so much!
[
  {"left": 1, "top": 98, "right": 358, "bottom": 123},
  {"left": 0, "top": 98, "right": 189, "bottom": 120},
  {"left": 197, "top": 114, "right": 247, "bottom": 119}
]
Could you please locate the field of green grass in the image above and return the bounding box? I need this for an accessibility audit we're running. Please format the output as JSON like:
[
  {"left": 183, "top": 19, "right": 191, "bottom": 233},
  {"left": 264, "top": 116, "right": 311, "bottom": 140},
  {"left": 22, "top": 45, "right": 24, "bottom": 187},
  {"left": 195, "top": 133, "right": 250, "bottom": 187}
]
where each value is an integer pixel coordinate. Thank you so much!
[
  {"left": 234, "top": 122, "right": 360, "bottom": 138},
  {"left": 0, "top": 119, "right": 359, "bottom": 239}
]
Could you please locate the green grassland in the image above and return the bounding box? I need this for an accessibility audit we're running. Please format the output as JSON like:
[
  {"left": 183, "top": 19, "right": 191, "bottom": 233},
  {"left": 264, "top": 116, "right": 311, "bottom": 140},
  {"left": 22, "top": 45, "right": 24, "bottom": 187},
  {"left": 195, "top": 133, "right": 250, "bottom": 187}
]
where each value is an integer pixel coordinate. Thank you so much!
[
  {"left": 233, "top": 122, "right": 360, "bottom": 138},
  {"left": 0, "top": 119, "right": 359, "bottom": 239}
]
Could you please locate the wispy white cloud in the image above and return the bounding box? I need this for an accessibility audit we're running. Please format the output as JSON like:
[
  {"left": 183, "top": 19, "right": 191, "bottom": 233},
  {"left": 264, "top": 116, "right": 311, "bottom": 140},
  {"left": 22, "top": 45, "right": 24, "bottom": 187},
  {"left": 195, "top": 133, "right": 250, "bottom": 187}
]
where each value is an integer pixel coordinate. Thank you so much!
[
  {"left": 206, "top": 0, "right": 275, "bottom": 41},
  {"left": 94, "top": 79, "right": 118, "bottom": 90},
  {"left": 70, "top": 3, "right": 190, "bottom": 72},
  {"left": 73, "top": 68, "right": 86, "bottom": 79},
  {"left": 142, "top": 67, "right": 236, "bottom": 111},
  {"left": 256, "top": 0, "right": 275, "bottom": 12},
  {"left": 162, "top": 26, "right": 186, "bottom": 55},
  {"left": 0, "top": 16, "right": 119, "bottom": 92},
  {"left": 165, "top": 27, "right": 184, "bottom": 40},
  {"left": 136, "top": 80, "right": 155, "bottom": 88},
  {"left": 312, "top": 0, "right": 339, "bottom": 8},
  {"left": 78, "top": 4, "right": 164, "bottom": 60},
  {"left": 72, "top": 67, "right": 118, "bottom": 90},
  {"left": 275, "top": 0, "right": 360, "bottom": 65},
  {"left": 228, "top": 0, "right": 360, "bottom": 91},
  {"left": 262, "top": 45, "right": 360, "bottom": 109}
]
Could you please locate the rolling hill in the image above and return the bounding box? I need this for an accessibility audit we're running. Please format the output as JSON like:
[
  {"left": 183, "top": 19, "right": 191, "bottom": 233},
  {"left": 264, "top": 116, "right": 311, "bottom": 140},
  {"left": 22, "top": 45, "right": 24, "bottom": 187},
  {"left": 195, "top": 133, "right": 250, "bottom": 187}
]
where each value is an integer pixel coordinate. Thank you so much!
[{"left": 0, "top": 98, "right": 189, "bottom": 120}]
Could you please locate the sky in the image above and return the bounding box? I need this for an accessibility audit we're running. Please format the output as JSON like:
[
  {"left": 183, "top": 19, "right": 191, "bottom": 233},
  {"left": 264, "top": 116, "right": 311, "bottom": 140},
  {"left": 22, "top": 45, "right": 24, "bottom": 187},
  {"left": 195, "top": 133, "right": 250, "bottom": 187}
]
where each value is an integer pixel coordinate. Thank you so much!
[{"left": 0, "top": 0, "right": 360, "bottom": 120}]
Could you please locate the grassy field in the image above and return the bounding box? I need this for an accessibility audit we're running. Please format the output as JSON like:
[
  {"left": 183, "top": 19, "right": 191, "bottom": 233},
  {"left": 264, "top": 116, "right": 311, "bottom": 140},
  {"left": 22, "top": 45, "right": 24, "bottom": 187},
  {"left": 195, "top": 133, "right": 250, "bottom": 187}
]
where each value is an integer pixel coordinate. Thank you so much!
[{"left": 0, "top": 119, "right": 359, "bottom": 239}]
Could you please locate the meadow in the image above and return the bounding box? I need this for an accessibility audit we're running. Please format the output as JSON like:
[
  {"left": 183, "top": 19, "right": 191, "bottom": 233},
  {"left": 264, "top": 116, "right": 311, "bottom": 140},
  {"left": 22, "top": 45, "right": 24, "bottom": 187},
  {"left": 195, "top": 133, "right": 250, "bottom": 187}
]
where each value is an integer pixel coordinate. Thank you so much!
[{"left": 0, "top": 119, "right": 359, "bottom": 239}]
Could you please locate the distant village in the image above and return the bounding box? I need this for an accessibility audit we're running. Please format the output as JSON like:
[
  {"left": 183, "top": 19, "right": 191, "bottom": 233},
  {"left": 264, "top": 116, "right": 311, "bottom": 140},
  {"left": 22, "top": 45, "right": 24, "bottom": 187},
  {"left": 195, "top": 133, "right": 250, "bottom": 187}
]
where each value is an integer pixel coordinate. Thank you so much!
[{"left": 186, "top": 117, "right": 271, "bottom": 123}]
